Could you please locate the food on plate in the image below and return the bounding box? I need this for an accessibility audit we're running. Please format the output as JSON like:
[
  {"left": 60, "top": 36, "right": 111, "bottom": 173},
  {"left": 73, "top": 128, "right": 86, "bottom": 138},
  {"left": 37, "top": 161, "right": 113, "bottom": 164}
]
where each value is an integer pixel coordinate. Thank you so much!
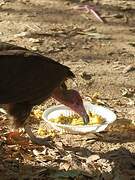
[{"left": 49, "top": 112, "right": 105, "bottom": 126}]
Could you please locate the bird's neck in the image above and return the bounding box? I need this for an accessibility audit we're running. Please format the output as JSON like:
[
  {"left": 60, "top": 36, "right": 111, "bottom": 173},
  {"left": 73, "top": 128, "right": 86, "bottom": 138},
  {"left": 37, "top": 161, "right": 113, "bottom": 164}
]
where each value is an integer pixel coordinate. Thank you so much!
[{"left": 52, "top": 87, "right": 69, "bottom": 105}]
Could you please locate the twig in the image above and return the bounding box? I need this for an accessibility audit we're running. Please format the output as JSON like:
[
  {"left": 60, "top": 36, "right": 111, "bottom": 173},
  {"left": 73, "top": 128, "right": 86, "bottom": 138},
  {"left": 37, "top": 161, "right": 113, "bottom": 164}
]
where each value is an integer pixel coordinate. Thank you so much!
[{"left": 73, "top": 5, "right": 105, "bottom": 23}]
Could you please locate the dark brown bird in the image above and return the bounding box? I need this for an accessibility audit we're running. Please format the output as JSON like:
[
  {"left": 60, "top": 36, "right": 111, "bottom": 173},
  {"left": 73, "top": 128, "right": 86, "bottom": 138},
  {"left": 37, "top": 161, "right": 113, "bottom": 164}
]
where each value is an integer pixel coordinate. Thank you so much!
[{"left": 0, "top": 42, "right": 89, "bottom": 144}]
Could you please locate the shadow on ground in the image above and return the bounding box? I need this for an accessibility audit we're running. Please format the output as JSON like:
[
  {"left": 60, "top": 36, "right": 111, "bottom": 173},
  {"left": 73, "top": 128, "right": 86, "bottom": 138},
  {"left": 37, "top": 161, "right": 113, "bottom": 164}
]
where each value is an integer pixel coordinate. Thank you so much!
[{"left": 0, "top": 146, "right": 134, "bottom": 179}]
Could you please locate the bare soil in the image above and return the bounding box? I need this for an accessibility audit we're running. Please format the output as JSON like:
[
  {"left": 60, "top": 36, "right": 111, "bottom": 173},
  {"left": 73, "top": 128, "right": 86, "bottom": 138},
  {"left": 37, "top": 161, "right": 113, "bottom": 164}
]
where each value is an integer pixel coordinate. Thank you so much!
[{"left": 0, "top": 0, "right": 135, "bottom": 179}]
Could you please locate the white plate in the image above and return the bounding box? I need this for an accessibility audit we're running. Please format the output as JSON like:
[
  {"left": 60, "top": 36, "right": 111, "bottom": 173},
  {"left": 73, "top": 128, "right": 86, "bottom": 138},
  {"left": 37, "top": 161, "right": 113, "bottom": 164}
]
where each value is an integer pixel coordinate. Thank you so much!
[{"left": 42, "top": 101, "right": 116, "bottom": 134}]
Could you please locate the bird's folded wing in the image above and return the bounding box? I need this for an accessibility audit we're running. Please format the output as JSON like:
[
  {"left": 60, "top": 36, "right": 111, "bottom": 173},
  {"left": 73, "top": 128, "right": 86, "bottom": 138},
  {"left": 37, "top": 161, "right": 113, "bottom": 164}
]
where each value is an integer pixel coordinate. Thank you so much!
[{"left": 0, "top": 51, "right": 70, "bottom": 104}]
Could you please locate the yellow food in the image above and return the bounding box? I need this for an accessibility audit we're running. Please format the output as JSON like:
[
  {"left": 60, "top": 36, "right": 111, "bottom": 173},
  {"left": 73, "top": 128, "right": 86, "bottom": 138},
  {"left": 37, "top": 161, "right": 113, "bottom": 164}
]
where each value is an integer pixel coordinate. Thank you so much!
[
  {"left": 37, "top": 127, "right": 56, "bottom": 137},
  {"left": 37, "top": 127, "right": 47, "bottom": 136},
  {"left": 33, "top": 109, "right": 43, "bottom": 119},
  {"left": 49, "top": 112, "right": 105, "bottom": 126}
]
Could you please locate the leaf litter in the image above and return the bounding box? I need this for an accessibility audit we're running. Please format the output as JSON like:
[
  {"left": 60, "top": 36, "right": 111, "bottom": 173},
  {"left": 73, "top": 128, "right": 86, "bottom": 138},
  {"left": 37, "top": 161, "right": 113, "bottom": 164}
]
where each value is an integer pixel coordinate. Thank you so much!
[
  {"left": 1, "top": 95, "right": 135, "bottom": 179},
  {"left": 0, "top": 0, "right": 135, "bottom": 179}
]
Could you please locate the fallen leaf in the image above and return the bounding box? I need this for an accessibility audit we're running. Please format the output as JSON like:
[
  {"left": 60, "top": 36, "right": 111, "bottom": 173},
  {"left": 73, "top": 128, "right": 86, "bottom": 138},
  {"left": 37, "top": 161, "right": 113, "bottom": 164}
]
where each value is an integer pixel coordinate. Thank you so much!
[
  {"left": 78, "top": 31, "right": 111, "bottom": 40},
  {"left": 6, "top": 131, "right": 29, "bottom": 145},
  {"left": 86, "top": 154, "right": 100, "bottom": 164},
  {"left": 29, "top": 38, "right": 42, "bottom": 43},
  {"left": 60, "top": 162, "right": 71, "bottom": 171},
  {"left": 123, "top": 65, "right": 135, "bottom": 73},
  {"left": 14, "top": 31, "right": 31, "bottom": 38},
  {"left": 31, "top": 46, "right": 38, "bottom": 51},
  {"left": 128, "top": 42, "right": 135, "bottom": 47}
]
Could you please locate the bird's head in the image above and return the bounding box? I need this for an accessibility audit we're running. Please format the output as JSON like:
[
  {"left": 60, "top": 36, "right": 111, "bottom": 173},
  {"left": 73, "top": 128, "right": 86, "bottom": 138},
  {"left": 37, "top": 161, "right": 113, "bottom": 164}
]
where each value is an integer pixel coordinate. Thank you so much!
[{"left": 52, "top": 87, "right": 89, "bottom": 124}]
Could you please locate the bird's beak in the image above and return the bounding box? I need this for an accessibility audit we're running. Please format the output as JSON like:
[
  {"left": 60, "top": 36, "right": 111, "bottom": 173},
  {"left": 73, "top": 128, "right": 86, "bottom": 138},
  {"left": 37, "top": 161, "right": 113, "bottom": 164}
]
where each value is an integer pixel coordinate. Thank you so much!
[
  {"left": 72, "top": 104, "right": 89, "bottom": 125},
  {"left": 82, "top": 113, "right": 89, "bottom": 125}
]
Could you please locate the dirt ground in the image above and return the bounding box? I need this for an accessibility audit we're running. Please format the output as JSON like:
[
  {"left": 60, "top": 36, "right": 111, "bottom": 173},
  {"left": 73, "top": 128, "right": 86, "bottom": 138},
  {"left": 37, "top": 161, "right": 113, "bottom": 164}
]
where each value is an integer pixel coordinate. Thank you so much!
[{"left": 0, "top": 0, "right": 135, "bottom": 179}]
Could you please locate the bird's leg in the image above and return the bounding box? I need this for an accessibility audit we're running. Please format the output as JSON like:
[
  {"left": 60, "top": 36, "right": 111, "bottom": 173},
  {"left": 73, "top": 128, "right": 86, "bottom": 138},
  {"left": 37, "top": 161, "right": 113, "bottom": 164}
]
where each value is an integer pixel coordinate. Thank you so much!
[
  {"left": 24, "top": 123, "right": 52, "bottom": 146},
  {"left": 6, "top": 103, "right": 52, "bottom": 146},
  {"left": 6, "top": 102, "right": 53, "bottom": 146}
]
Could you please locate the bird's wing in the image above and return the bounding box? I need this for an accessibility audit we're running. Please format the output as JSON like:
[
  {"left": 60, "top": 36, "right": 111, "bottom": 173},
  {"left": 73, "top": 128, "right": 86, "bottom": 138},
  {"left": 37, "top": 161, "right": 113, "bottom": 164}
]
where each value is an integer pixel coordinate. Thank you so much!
[{"left": 0, "top": 50, "right": 74, "bottom": 104}]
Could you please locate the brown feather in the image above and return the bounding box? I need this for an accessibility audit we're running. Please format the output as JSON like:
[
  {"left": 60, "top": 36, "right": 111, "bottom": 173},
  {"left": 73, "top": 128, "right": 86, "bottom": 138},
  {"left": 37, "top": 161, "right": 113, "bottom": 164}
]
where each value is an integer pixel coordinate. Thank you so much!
[{"left": 0, "top": 42, "right": 75, "bottom": 127}]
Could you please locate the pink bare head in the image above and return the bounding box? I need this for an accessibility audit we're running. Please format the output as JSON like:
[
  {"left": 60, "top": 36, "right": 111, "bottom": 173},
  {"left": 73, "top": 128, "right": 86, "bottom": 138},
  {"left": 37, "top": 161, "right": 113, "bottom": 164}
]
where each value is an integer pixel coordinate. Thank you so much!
[{"left": 52, "top": 88, "right": 89, "bottom": 124}]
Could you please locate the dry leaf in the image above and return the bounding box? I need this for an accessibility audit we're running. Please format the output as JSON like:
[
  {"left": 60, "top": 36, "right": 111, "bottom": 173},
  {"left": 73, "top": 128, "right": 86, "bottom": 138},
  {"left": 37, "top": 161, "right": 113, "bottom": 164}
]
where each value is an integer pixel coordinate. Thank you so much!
[
  {"left": 14, "top": 31, "right": 31, "bottom": 38},
  {"left": 86, "top": 155, "right": 100, "bottom": 164},
  {"left": 60, "top": 162, "right": 71, "bottom": 171},
  {"left": 123, "top": 65, "right": 135, "bottom": 73},
  {"left": 29, "top": 38, "right": 42, "bottom": 43},
  {"left": 6, "top": 131, "right": 29, "bottom": 145}
]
